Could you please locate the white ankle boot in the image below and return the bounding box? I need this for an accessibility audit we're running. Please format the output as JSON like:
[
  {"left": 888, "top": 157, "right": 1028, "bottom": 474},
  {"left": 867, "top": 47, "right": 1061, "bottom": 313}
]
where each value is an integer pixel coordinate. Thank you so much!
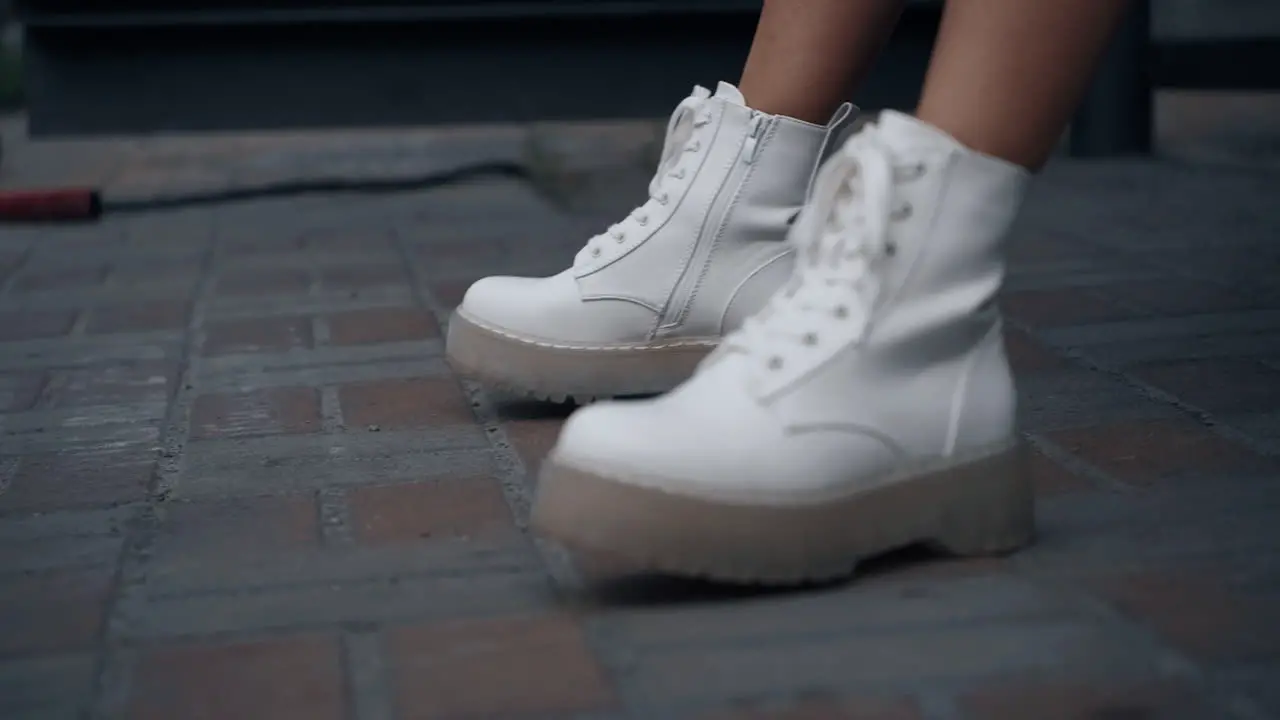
[
  {"left": 532, "top": 111, "right": 1036, "bottom": 583},
  {"left": 446, "top": 82, "right": 854, "bottom": 401}
]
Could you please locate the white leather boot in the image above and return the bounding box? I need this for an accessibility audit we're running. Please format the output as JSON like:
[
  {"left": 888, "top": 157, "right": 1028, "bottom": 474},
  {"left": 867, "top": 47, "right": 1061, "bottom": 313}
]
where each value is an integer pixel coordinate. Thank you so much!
[
  {"left": 532, "top": 111, "right": 1036, "bottom": 584},
  {"left": 446, "top": 82, "right": 854, "bottom": 401}
]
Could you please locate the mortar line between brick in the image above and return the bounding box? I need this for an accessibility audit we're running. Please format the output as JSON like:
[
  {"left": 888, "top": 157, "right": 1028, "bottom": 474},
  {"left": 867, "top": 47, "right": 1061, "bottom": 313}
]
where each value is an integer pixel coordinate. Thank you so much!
[
  {"left": 309, "top": 275, "right": 356, "bottom": 546},
  {"left": 342, "top": 631, "right": 396, "bottom": 720},
  {"left": 915, "top": 690, "right": 965, "bottom": 720},
  {"left": 1023, "top": 432, "right": 1135, "bottom": 495},
  {"left": 318, "top": 485, "right": 355, "bottom": 547},
  {"left": 393, "top": 206, "right": 651, "bottom": 714},
  {"left": 88, "top": 211, "right": 219, "bottom": 720},
  {"left": 312, "top": 315, "right": 334, "bottom": 346},
  {"left": 319, "top": 385, "right": 345, "bottom": 433},
  {"left": 89, "top": 646, "right": 136, "bottom": 719},
  {"left": 69, "top": 308, "right": 92, "bottom": 336},
  {"left": 307, "top": 265, "right": 323, "bottom": 296},
  {"left": 0, "top": 456, "right": 18, "bottom": 496},
  {"left": 390, "top": 225, "right": 583, "bottom": 595},
  {"left": 0, "top": 245, "right": 34, "bottom": 296},
  {"left": 101, "top": 261, "right": 120, "bottom": 290}
]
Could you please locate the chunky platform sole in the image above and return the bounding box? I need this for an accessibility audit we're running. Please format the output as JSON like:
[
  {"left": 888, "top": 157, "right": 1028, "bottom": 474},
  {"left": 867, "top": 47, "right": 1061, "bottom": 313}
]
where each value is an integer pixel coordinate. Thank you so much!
[
  {"left": 445, "top": 309, "right": 717, "bottom": 403},
  {"left": 531, "top": 442, "right": 1036, "bottom": 585}
]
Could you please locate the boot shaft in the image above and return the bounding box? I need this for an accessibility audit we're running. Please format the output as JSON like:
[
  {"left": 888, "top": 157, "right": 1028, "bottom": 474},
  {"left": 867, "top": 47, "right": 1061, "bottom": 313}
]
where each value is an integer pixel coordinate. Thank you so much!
[{"left": 576, "top": 82, "right": 854, "bottom": 338}]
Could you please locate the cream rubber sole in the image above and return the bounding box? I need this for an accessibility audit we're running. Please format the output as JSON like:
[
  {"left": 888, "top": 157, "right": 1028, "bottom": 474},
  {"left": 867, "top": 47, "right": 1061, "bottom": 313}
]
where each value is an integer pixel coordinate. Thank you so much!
[
  {"left": 445, "top": 309, "right": 717, "bottom": 402},
  {"left": 531, "top": 441, "right": 1036, "bottom": 585}
]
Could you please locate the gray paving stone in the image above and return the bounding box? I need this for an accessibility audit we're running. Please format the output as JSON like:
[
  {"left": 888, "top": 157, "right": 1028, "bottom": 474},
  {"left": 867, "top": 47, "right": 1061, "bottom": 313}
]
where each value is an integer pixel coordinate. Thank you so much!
[
  {"left": 199, "top": 355, "right": 451, "bottom": 393},
  {"left": 123, "top": 544, "right": 553, "bottom": 639},
  {"left": 1041, "top": 310, "right": 1280, "bottom": 348},
  {"left": 0, "top": 332, "right": 181, "bottom": 371},
  {"left": 218, "top": 251, "right": 405, "bottom": 271},
  {"left": 145, "top": 538, "right": 532, "bottom": 597},
  {"left": 613, "top": 618, "right": 1171, "bottom": 712},
  {"left": 1002, "top": 266, "right": 1165, "bottom": 293},
  {"left": 1223, "top": 411, "right": 1280, "bottom": 454},
  {"left": 178, "top": 429, "right": 493, "bottom": 497},
  {"left": 0, "top": 655, "right": 96, "bottom": 720},
  {"left": 0, "top": 422, "right": 161, "bottom": 454},
  {"left": 590, "top": 575, "right": 1074, "bottom": 651},
  {"left": 1075, "top": 330, "right": 1280, "bottom": 367},
  {"left": 198, "top": 340, "right": 442, "bottom": 377},
  {"left": 1217, "top": 661, "right": 1280, "bottom": 717},
  {"left": 204, "top": 287, "right": 416, "bottom": 320},
  {"left": 0, "top": 401, "right": 167, "bottom": 434},
  {"left": 1018, "top": 368, "right": 1182, "bottom": 431},
  {"left": 0, "top": 283, "right": 196, "bottom": 311},
  {"left": 0, "top": 505, "right": 134, "bottom": 540},
  {"left": 0, "top": 533, "right": 126, "bottom": 574},
  {"left": 1020, "top": 480, "right": 1280, "bottom": 575}
]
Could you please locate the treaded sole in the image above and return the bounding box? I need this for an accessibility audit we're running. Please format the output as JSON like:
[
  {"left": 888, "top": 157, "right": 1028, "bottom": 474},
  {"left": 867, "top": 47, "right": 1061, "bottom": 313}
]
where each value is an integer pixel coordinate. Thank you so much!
[
  {"left": 531, "top": 442, "right": 1036, "bottom": 585},
  {"left": 445, "top": 309, "right": 717, "bottom": 402}
]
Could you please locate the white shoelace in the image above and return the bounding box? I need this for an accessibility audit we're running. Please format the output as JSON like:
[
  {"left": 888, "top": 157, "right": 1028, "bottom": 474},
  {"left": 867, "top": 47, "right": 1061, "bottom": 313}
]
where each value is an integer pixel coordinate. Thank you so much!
[
  {"left": 729, "top": 126, "right": 918, "bottom": 364},
  {"left": 574, "top": 89, "right": 713, "bottom": 267}
]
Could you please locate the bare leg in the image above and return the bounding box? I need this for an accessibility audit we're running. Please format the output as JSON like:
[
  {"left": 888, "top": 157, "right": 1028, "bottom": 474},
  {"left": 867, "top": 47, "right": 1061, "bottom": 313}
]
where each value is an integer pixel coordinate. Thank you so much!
[
  {"left": 917, "top": 0, "right": 1133, "bottom": 169},
  {"left": 739, "top": 0, "right": 906, "bottom": 123}
]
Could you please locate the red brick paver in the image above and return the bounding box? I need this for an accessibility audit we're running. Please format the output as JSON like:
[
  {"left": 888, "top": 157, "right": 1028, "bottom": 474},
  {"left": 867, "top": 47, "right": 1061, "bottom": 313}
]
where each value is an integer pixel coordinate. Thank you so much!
[
  {"left": 1046, "top": 418, "right": 1274, "bottom": 486},
  {"left": 85, "top": 301, "right": 189, "bottom": 334},
  {"left": 0, "top": 568, "right": 114, "bottom": 654},
  {"left": 1090, "top": 571, "right": 1280, "bottom": 662},
  {"left": 338, "top": 378, "right": 473, "bottom": 429},
  {"left": 348, "top": 479, "right": 515, "bottom": 543},
  {"left": 190, "top": 387, "right": 323, "bottom": 438},
  {"left": 328, "top": 308, "right": 438, "bottom": 345},
  {"left": 215, "top": 268, "right": 312, "bottom": 297},
  {"left": 204, "top": 317, "right": 313, "bottom": 355},
  {"left": 128, "top": 636, "right": 346, "bottom": 720},
  {"left": 388, "top": 614, "right": 615, "bottom": 718}
]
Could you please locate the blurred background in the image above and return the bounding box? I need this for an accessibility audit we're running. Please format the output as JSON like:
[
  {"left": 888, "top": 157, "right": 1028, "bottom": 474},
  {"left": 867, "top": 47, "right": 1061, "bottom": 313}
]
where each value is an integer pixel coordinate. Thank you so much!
[{"left": 1, "top": 0, "right": 1279, "bottom": 177}]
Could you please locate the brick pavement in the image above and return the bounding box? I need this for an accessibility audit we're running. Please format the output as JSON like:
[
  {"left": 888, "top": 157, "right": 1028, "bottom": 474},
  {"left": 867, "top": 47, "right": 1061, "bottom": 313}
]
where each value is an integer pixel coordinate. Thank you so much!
[{"left": 1, "top": 119, "right": 1279, "bottom": 720}]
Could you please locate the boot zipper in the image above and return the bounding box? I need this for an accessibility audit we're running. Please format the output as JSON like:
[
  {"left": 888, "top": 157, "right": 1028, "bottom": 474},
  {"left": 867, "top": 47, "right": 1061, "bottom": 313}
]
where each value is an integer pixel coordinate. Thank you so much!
[
  {"left": 742, "top": 113, "right": 767, "bottom": 164},
  {"left": 660, "top": 110, "right": 773, "bottom": 330}
]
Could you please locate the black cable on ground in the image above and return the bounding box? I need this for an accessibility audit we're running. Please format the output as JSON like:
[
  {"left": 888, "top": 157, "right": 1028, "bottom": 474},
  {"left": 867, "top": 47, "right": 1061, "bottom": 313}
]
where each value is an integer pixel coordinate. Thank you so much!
[{"left": 0, "top": 160, "right": 533, "bottom": 223}]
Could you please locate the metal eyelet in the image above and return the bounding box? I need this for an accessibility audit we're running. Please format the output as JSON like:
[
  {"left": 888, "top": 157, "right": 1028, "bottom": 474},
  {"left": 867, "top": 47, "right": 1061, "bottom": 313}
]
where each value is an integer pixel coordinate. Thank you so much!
[
  {"left": 767, "top": 356, "right": 784, "bottom": 370},
  {"left": 834, "top": 306, "right": 849, "bottom": 319},
  {"left": 802, "top": 333, "right": 818, "bottom": 346}
]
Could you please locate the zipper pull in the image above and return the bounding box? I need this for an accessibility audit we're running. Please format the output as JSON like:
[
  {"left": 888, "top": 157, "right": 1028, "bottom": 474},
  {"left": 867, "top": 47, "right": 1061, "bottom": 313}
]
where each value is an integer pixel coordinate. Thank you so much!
[{"left": 742, "top": 113, "right": 767, "bottom": 164}]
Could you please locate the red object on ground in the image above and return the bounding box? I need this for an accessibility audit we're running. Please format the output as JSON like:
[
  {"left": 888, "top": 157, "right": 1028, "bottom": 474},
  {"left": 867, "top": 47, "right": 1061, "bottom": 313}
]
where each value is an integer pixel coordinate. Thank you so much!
[{"left": 0, "top": 188, "right": 102, "bottom": 222}]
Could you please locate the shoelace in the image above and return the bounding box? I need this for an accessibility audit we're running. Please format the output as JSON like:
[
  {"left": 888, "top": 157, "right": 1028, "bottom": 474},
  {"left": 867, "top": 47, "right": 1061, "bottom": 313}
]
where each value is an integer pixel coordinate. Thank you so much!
[
  {"left": 728, "top": 125, "right": 919, "bottom": 366},
  {"left": 574, "top": 89, "right": 713, "bottom": 266}
]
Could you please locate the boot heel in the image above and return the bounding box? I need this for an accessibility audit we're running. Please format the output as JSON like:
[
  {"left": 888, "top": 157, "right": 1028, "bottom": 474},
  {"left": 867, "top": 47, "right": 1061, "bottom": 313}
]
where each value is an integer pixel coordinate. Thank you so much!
[{"left": 928, "top": 442, "right": 1036, "bottom": 557}]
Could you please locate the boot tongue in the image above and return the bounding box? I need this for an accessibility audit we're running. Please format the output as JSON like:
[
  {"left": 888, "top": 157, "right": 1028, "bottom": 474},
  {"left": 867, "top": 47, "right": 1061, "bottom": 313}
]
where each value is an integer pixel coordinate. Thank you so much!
[
  {"left": 875, "top": 110, "right": 964, "bottom": 153},
  {"left": 714, "top": 81, "right": 747, "bottom": 107}
]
